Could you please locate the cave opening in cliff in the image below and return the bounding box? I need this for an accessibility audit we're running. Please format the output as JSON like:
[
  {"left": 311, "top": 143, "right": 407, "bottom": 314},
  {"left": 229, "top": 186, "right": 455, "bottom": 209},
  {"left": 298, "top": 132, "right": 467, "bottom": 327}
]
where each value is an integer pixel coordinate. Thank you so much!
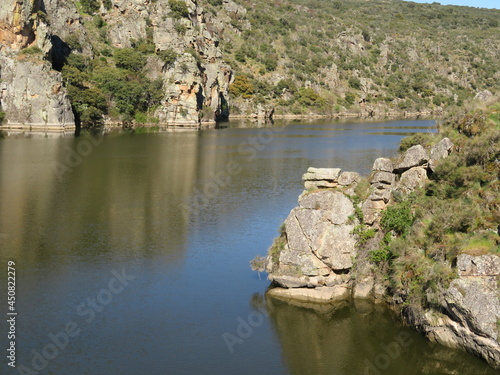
[{"left": 50, "top": 35, "right": 71, "bottom": 71}]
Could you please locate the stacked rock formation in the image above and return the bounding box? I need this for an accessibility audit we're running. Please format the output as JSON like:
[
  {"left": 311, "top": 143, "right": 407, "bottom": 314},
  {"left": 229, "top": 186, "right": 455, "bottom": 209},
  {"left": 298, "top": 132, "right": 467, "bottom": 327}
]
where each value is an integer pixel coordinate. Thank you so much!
[
  {"left": 264, "top": 136, "right": 500, "bottom": 369},
  {"left": 266, "top": 138, "right": 457, "bottom": 295}
]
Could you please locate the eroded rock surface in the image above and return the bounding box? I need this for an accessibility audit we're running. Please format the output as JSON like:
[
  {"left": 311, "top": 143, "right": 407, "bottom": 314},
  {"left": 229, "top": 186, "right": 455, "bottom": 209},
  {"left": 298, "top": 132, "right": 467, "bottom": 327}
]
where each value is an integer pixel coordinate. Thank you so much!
[{"left": 261, "top": 137, "right": 500, "bottom": 369}]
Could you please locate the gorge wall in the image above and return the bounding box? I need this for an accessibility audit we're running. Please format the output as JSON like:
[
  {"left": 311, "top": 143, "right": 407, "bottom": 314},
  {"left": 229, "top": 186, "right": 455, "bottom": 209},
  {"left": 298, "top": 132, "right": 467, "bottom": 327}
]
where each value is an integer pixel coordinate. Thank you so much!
[
  {"left": 0, "top": 0, "right": 75, "bottom": 134},
  {"left": 0, "top": 0, "right": 234, "bottom": 134},
  {"left": 262, "top": 137, "right": 500, "bottom": 369},
  {"left": 2, "top": 0, "right": 500, "bottom": 135}
]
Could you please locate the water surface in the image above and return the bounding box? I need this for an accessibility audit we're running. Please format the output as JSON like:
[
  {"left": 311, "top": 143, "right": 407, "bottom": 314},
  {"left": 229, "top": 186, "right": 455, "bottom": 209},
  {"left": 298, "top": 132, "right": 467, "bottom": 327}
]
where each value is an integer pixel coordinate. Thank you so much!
[{"left": 0, "top": 119, "right": 496, "bottom": 374}]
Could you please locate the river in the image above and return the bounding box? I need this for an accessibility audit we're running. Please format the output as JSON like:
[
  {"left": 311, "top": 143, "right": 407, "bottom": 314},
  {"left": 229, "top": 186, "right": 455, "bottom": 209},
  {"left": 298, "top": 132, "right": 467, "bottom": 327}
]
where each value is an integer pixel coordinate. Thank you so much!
[{"left": 0, "top": 119, "right": 496, "bottom": 374}]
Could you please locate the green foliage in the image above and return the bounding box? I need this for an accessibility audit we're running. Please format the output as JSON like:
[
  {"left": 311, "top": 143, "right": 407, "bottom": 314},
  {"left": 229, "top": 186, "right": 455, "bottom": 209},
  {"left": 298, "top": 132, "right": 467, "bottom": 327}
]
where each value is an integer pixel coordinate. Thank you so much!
[
  {"left": 362, "top": 101, "right": 499, "bottom": 314},
  {"left": 269, "top": 235, "right": 286, "bottom": 264},
  {"left": 67, "top": 85, "right": 107, "bottom": 129},
  {"left": 208, "top": 0, "right": 223, "bottom": 6},
  {"left": 380, "top": 200, "right": 414, "bottom": 236},
  {"left": 296, "top": 87, "right": 323, "bottom": 107},
  {"left": 353, "top": 225, "right": 376, "bottom": 245},
  {"left": 103, "top": 0, "right": 112, "bottom": 10},
  {"left": 229, "top": 75, "right": 254, "bottom": 99},
  {"left": 20, "top": 46, "right": 42, "bottom": 55},
  {"left": 62, "top": 65, "right": 88, "bottom": 87},
  {"left": 94, "top": 15, "right": 106, "bottom": 28},
  {"left": 80, "top": 0, "right": 99, "bottom": 14},
  {"left": 174, "top": 22, "right": 188, "bottom": 35},
  {"left": 348, "top": 76, "right": 361, "bottom": 90},
  {"left": 344, "top": 92, "right": 356, "bottom": 106},
  {"left": 113, "top": 49, "right": 147, "bottom": 72},
  {"left": 369, "top": 246, "right": 392, "bottom": 264},
  {"left": 131, "top": 38, "right": 155, "bottom": 55},
  {"left": 157, "top": 49, "right": 178, "bottom": 66},
  {"left": 65, "top": 34, "right": 82, "bottom": 51},
  {"left": 0, "top": 111, "right": 6, "bottom": 124},
  {"left": 185, "top": 48, "right": 203, "bottom": 66},
  {"left": 169, "top": 0, "right": 190, "bottom": 19},
  {"left": 399, "top": 132, "right": 435, "bottom": 151},
  {"left": 274, "top": 79, "right": 297, "bottom": 96}
]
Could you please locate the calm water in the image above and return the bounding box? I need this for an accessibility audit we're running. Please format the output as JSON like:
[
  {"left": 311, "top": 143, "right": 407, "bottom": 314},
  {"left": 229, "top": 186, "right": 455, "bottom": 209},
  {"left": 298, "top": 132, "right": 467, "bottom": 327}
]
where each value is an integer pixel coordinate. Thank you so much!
[{"left": 0, "top": 119, "right": 496, "bottom": 374}]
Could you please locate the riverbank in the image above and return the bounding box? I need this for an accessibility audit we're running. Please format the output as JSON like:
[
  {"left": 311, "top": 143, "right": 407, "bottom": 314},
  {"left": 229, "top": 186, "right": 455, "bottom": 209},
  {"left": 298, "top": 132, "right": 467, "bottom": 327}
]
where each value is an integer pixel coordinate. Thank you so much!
[{"left": 255, "top": 97, "right": 500, "bottom": 368}]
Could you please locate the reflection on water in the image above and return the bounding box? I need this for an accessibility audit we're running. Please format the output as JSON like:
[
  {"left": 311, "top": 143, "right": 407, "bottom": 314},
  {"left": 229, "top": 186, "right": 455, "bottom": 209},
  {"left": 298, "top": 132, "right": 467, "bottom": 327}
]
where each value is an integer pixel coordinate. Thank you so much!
[
  {"left": 0, "top": 118, "right": 494, "bottom": 374},
  {"left": 265, "top": 296, "right": 498, "bottom": 375}
]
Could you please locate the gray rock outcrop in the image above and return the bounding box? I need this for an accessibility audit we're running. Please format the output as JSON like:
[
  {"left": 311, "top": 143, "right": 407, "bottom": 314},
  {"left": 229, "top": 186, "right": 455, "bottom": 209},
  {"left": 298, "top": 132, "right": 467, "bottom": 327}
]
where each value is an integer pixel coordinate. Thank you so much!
[
  {"left": 259, "top": 137, "right": 500, "bottom": 369},
  {"left": 0, "top": 0, "right": 75, "bottom": 134},
  {"left": 394, "top": 144, "right": 429, "bottom": 173},
  {"left": 416, "top": 254, "right": 500, "bottom": 368}
]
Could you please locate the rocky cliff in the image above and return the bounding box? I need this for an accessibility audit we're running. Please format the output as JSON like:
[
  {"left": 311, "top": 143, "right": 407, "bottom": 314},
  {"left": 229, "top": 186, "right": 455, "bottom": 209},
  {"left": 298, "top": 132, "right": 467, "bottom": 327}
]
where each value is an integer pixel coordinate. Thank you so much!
[
  {"left": 0, "top": 0, "right": 75, "bottom": 135},
  {"left": 260, "top": 134, "right": 500, "bottom": 368},
  {"left": 1, "top": 0, "right": 499, "bottom": 134},
  {"left": 0, "top": 0, "right": 234, "bottom": 134}
]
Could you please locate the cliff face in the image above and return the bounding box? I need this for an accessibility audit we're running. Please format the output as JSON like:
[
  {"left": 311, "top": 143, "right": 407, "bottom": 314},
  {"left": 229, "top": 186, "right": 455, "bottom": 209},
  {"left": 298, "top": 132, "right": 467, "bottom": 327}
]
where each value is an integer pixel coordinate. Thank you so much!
[
  {"left": 263, "top": 137, "right": 500, "bottom": 368},
  {"left": 0, "top": 0, "right": 233, "bottom": 133},
  {"left": 88, "top": 0, "right": 233, "bottom": 126},
  {"left": 0, "top": 0, "right": 75, "bottom": 134}
]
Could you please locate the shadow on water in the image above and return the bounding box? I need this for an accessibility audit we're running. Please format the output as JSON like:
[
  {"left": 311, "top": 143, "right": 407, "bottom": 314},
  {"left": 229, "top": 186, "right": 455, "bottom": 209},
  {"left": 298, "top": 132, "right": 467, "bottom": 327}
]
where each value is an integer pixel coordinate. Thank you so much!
[{"left": 262, "top": 295, "right": 499, "bottom": 375}]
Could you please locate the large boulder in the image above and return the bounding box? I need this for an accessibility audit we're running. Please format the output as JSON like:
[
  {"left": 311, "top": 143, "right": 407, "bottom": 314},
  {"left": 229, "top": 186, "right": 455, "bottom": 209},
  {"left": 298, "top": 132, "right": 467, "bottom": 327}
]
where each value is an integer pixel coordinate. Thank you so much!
[
  {"left": 372, "top": 171, "right": 396, "bottom": 185},
  {"left": 302, "top": 167, "right": 342, "bottom": 181},
  {"left": 394, "top": 145, "right": 429, "bottom": 173},
  {"left": 338, "top": 171, "right": 360, "bottom": 186},
  {"left": 268, "top": 190, "right": 359, "bottom": 287},
  {"left": 429, "top": 138, "right": 453, "bottom": 172},
  {"left": 396, "top": 167, "right": 428, "bottom": 194},
  {"left": 430, "top": 137, "right": 453, "bottom": 161},
  {"left": 372, "top": 157, "right": 394, "bottom": 172},
  {"left": 457, "top": 254, "right": 500, "bottom": 277}
]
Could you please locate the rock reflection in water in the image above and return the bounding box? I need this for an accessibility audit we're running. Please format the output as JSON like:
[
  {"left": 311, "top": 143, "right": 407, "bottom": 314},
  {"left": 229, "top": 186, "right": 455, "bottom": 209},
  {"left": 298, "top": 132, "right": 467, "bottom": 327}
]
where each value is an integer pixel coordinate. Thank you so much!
[{"left": 264, "top": 295, "right": 498, "bottom": 375}]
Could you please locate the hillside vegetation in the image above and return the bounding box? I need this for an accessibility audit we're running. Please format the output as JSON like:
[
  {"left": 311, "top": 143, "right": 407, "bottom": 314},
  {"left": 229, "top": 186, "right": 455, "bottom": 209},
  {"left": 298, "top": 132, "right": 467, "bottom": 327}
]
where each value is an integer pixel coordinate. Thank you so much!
[
  {"left": 16, "top": 0, "right": 500, "bottom": 129},
  {"left": 221, "top": 0, "right": 500, "bottom": 115},
  {"left": 370, "top": 97, "right": 499, "bottom": 310}
]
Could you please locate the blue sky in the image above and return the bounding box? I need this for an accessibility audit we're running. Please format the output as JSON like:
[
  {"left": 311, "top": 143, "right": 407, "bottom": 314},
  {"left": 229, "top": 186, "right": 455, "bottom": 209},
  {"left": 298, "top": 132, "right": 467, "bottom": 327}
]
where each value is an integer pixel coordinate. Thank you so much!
[{"left": 404, "top": 0, "right": 499, "bottom": 9}]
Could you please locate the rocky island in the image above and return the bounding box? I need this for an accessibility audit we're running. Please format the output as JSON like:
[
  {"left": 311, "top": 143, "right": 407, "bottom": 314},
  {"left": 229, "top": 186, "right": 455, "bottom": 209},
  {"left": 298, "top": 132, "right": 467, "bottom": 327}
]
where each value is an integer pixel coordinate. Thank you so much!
[{"left": 253, "top": 97, "right": 500, "bottom": 368}]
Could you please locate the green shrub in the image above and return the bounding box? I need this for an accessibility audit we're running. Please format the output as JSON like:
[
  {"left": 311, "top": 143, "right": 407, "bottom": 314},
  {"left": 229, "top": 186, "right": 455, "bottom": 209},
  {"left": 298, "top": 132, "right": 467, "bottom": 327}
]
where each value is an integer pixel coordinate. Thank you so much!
[
  {"left": 80, "top": 0, "right": 99, "bottom": 14},
  {"left": 399, "top": 132, "right": 435, "bottom": 151},
  {"left": 103, "top": 0, "right": 112, "bottom": 10},
  {"left": 0, "top": 111, "right": 6, "bottom": 124},
  {"left": 380, "top": 201, "right": 414, "bottom": 236},
  {"left": 94, "top": 15, "right": 106, "bottom": 28},
  {"left": 229, "top": 75, "right": 254, "bottom": 99},
  {"left": 352, "top": 225, "right": 376, "bottom": 245},
  {"left": 113, "top": 48, "right": 147, "bottom": 71},
  {"left": 348, "top": 76, "right": 361, "bottom": 90},
  {"left": 296, "top": 87, "right": 323, "bottom": 107},
  {"left": 369, "top": 246, "right": 392, "bottom": 263},
  {"left": 174, "top": 22, "right": 188, "bottom": 35},
  {"left": 65, "top": 34, "right": 82, "bottom": 51},
  {"left": 269, "top": 235, "right": 286, "bottom": 263},
  {"left": 20, "top": 46, "right": 42, "bottom": 55},
  {"left": 169, "top": 0, "right": 190, "bottom": 18},
  {"left": 157, "top": 49, "right": 178, "bottom": 66},
  {"left": 344, "top": 92, "right": 356, "bottom": 106}
]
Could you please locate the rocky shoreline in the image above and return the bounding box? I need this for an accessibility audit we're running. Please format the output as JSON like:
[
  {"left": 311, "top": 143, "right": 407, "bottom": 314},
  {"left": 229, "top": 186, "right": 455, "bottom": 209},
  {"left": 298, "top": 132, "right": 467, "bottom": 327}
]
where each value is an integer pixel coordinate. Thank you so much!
[{"left": 258, "top": 137, "right": 500, "bottom": 369}]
